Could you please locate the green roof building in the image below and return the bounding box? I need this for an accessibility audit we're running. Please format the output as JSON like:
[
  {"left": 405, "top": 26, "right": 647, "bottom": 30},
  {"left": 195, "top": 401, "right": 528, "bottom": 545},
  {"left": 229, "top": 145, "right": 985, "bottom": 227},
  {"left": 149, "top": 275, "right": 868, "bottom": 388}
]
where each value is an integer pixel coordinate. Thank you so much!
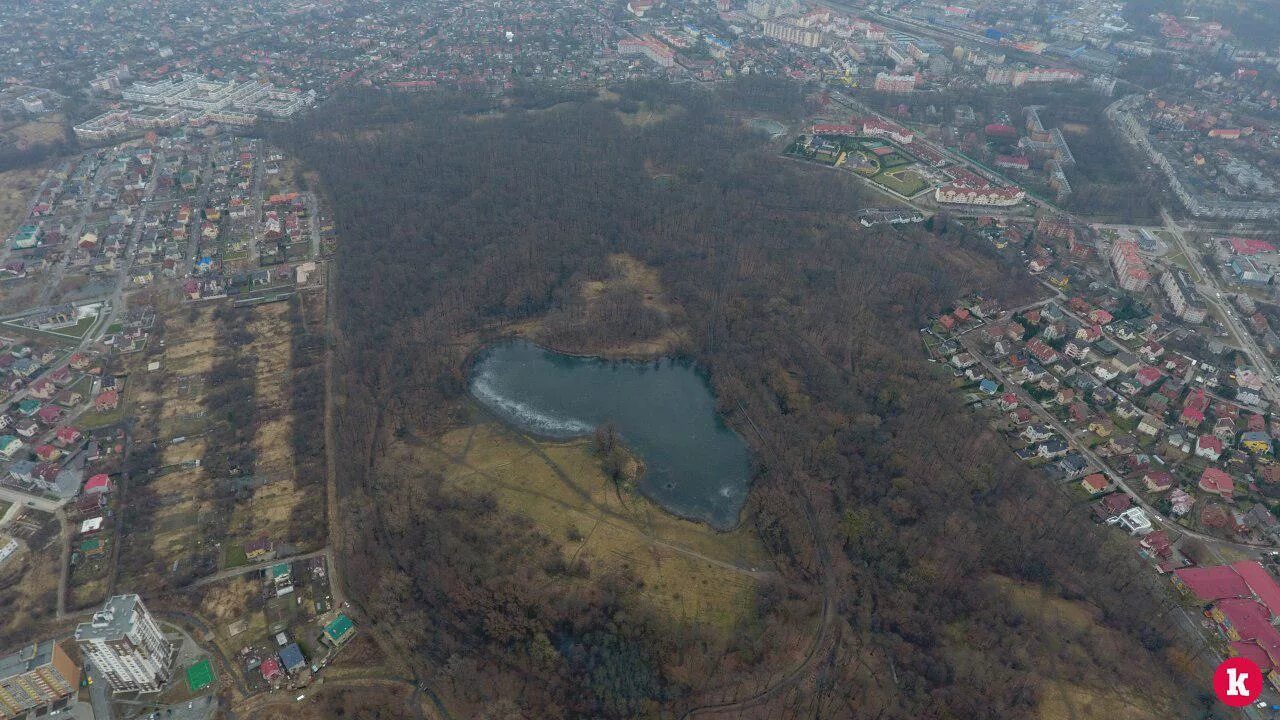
[
  {"left": 12, "top": 225, "right": 39, "bottom": 250},
  {"left": 322, "top": 614, "right": 355, "bottom": 647}
]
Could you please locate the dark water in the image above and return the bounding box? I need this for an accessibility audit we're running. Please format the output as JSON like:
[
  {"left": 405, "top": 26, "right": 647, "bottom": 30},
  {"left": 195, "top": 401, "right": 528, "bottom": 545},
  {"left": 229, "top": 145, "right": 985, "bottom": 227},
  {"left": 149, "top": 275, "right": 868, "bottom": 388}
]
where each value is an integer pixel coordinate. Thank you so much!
[{"left": 468, "top": 340, "right": 752, "bottom": 530}]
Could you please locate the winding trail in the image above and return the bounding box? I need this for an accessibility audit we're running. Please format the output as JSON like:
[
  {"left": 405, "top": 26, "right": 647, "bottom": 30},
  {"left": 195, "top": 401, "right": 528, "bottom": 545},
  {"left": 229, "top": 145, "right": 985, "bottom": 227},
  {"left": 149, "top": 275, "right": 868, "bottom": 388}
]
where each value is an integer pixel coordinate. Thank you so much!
[{"left": 678, "top": 396, "right": 840, "bottom": 719}]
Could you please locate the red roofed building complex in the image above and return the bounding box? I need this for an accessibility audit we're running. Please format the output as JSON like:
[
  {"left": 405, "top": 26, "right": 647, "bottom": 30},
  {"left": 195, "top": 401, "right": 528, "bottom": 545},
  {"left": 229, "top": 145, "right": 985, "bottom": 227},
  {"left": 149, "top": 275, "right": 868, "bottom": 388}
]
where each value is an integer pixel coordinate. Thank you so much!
[
  {"left": 260, "top": 657, "right": 284, "bottom": 682},
  {"left": 1109, "top": 239, "right": 1151, "bottom": 292},
  {"left": 873, "top": 72, "right": 918, "bottom": 93},
  {"left": 935, "top": 181, "right": 1025, "bottom": 207},
  {"left": 617, "top": 36, "right": 676, "bottom": 67},
  {"left": 984, "top": 123, "right": 1017, "bottom": 138},
  {"left": 994, "top": 155, "right": 1030, "bottom": 170},
  {"left": 1228, "top": 237, "right": 1277, "bottom": 256},
  {"left": 1174, "top": 562, "right": 1280, "bottom": 684},
  {"left": 1182, "top": 387, "right": 1209, "bottom": 426},
  {"left": 95, "top": 390, "right": 119, "bottom": 411},
  {"left": 859, "top": 117, "right": 915, "bottom": 144}
]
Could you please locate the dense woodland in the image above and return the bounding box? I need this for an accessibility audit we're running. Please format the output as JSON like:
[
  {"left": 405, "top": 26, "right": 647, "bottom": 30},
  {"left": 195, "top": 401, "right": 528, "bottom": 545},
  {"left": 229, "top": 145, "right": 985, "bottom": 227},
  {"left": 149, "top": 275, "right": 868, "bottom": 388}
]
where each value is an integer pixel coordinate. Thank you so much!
[{"left": 282, "top": 82, "right": 1221, "bottom": 718}]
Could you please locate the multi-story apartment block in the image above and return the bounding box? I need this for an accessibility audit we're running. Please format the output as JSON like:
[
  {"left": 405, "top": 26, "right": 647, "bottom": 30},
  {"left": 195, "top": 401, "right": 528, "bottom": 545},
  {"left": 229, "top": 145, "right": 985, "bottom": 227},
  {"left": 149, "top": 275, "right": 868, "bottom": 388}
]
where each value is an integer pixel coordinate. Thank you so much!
[
  {"left": 75, "top": 595, "right": 173, "bottom": 694},
  {"left": 761, "top": 19, "right": 822, "bottom": 47},
  {"left": 1160, "top": 270, "right": 1207, "bottom": 323},
  {"left": 1109, "top": 240, "right": 1151, "bottom": 292},
  {"left": 0, "top": 640, "right": 80, "bottom": 719}
]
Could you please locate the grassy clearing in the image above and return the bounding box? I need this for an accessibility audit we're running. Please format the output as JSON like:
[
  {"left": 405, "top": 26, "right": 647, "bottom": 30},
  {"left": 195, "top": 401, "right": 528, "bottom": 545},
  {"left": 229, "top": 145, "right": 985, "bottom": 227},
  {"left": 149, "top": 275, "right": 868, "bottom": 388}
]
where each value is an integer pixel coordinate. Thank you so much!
[
  {"left": 399, "top": 421, "right": 770, "bottom": 633},
  {"left": 615, "top": 104, "right": 678, "bottom": 127},
  {"left": 521, "top": 253, "right": 690, "bottom": 358},
  {"left": 5, "top": 115, "right": 66, "bottom": 149},
  {"left": 871, "top": 169, "right": 929, "bottom": 197}
]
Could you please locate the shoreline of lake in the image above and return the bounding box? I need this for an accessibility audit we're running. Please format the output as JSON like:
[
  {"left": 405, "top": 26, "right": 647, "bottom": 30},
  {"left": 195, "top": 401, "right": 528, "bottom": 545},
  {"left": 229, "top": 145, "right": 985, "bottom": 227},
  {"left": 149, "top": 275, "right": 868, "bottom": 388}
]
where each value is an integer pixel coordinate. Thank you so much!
[{"left": 467, "top": 339, "right": 752, "bottom": 530}]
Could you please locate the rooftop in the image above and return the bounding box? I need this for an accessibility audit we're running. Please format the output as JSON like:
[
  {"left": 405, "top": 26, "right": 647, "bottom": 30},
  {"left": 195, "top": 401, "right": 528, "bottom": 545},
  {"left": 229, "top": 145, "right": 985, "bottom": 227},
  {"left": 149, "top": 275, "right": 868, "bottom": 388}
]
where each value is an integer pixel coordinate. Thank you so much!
[
  {"left": 0, "top": 639, "right": 56, "bottom": 680},
  {"left": 75, "top": 594, "right": 142, "bottom": 641}
]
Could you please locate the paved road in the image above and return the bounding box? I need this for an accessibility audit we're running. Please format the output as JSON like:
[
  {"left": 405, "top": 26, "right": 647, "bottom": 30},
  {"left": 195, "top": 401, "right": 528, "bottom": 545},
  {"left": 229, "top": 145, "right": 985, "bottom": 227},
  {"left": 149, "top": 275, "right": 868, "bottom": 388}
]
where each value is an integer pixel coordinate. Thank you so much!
[
  {"left": 1159, "top": 207, "right": 1280, "bottom": 407},
  {"left": 180, "top": 547, "right": 330, "bottom": 589},
  {"left": 0, "top": 484, "right": 59, "bottom": 512}
]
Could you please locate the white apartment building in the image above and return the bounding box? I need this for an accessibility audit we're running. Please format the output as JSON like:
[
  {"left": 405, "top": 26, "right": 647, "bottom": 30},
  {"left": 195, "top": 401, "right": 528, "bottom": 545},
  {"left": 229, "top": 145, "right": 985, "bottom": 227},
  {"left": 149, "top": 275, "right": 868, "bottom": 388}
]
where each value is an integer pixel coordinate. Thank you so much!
[{"left": 75, "top": 595, "right": 174, "bottom": 694}]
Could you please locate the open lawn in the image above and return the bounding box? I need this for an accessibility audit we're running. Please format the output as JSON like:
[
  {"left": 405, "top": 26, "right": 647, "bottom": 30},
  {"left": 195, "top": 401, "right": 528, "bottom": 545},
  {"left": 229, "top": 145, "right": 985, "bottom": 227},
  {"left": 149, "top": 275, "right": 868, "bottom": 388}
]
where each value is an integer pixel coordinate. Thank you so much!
[
  {"left": 398, "top": 421, "right": 771, "bottom": 633},
  {"left": 871, "top": 169, "right": 930, "bottom": 197}
]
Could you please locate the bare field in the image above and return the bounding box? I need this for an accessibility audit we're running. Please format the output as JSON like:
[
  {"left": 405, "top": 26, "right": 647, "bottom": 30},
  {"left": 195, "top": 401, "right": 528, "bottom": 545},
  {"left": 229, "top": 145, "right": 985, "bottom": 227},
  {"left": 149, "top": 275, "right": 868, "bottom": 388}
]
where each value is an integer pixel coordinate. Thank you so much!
[
  {"left": 0, "top": 513, "right": 62, "bottom": 646},
  {"left": 123, "top": 295, "right": 324, "bottom": 588},
  {"left": 400, "top": 422, "right": 770, "bottom": 633},
  {"left": 4, "top": 115, "right": 66, "bottom": 148},
  {"left": 0, "top": 163, "right": 50, "bottom": 238}
]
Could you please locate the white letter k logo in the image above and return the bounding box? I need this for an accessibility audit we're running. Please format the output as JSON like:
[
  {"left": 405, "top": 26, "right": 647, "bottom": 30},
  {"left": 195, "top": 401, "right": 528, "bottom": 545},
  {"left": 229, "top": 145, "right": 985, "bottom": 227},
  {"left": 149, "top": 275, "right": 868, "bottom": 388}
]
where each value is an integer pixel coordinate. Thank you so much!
[{"left": 1227, "top": 668, "right": 1249, "bottom": 696}]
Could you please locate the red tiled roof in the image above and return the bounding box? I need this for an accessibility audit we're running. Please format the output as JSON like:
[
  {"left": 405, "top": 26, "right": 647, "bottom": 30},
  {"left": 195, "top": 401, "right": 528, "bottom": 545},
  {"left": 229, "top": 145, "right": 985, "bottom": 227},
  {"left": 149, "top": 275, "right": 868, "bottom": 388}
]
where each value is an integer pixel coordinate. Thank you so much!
[
  {"left": 1175, "top": 561, "right": 1280, "bottom": 616},
  {"left": 1199, "top": 467, "right": 1234, "bottom": 495}
]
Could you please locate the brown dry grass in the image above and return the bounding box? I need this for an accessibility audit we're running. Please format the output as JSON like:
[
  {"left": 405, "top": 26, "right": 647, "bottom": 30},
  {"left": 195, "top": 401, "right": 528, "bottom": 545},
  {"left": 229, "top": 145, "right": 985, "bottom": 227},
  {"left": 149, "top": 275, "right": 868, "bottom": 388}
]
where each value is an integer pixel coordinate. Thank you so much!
[
  {"left": 127, "top": 296, "right": 321, "bottom": 578},
  {"left": 527, "top": 253, "right": 690, "bottom": 358},
  {"left": 991, "top": 576, "right": 1180, "bottom": 720},
  {"left": 0, "top": 162, "right": 49, "bottom": 238},
  {"left": 6, "top": 115, "right": 66, "bottom": 148},
  {"left": 400, "top": 422, "right": 769, "bottom": 633}
]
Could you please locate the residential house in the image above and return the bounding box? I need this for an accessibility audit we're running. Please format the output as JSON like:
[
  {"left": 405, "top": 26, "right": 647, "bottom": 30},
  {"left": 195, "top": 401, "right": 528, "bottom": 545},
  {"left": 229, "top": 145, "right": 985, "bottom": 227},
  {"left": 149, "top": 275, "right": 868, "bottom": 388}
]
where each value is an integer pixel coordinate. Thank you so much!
[
  {"left": 94, "top": 390, "right": 119, "bottom": 411},
  {"left": 1200, "top": 467, "right": 1235, "bottom": 497},
  {"left": 1118, "top": 507, "right": 1153, "bottom": 535},
  {"left": 1094, "top": 364, "right": 1119, "bottom": 381},
  {"left": 28, "top": 379, "right": 54, "bottom": 400},
  {"left": 245, "top": 536, "right": 274, "bottom": 561},
  {"left": 1093, "top": 492, "right": 1132, "bottom": 521},
  {"left": 1196, "top": 435, "right": 1225, "bottom": 461},
  {"left": 1081, "top": 473, "right": 1110, "bottom": 494},
  {"left": 1141, "top": 412, "right": 1172, "bottom": 435},
  {"left": 1065, "top": 341, "right": 1091, "bottom": 360},
  {"left": 1140, "top": 530, "right": 1173, "bottom": 560},
  {"left": 1243, "top": 505, "right": 1280, "bottom": 538},
  {"left": 15, "top": 418, "right": 40, "bottom": 438},
  {"left": 0, "top": 435, "right": 22, "bottom": 459},
  {"left": 1214, "top": 417, "right": 1238, "bottom": 442},
  {"left": 1058, "top": 453, "right": 1089, "bottom": 477},
  {"left": 1022, "top": 424, "right": 1054, "bottom": 443},
  {"left": 54, "top": 426, "right": 81, "bottom": 447},
  {"left": 1242, "top": 431, "right": 1273, "bottom": 454},
  {"left": 83, "top": 474, "right": 113, "bottom": 495},
  {"left": 1144, "top": 470, "right": 1174, "bottom": 492},
  {"left": 1170, "top": 489, "right": 1195, "bottom": 517},
  {"left": 1038, "top": 438, "right": 1069, "bottom": 459}
]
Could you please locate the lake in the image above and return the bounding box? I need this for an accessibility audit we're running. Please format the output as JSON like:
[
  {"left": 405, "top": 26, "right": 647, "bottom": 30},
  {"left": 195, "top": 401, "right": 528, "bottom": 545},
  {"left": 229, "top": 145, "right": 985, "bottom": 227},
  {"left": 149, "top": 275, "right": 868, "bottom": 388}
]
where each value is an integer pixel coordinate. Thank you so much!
[{"left": 469, "top": 340, "right": 753, "bottom": 530}]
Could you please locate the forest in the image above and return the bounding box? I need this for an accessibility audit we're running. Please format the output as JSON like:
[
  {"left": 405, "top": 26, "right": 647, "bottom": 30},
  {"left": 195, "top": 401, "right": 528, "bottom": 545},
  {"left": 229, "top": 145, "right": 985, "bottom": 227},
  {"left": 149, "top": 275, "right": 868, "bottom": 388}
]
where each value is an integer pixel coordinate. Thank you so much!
[{"left": 280, "top": 81, "right": 1222, "bottom": 719}]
